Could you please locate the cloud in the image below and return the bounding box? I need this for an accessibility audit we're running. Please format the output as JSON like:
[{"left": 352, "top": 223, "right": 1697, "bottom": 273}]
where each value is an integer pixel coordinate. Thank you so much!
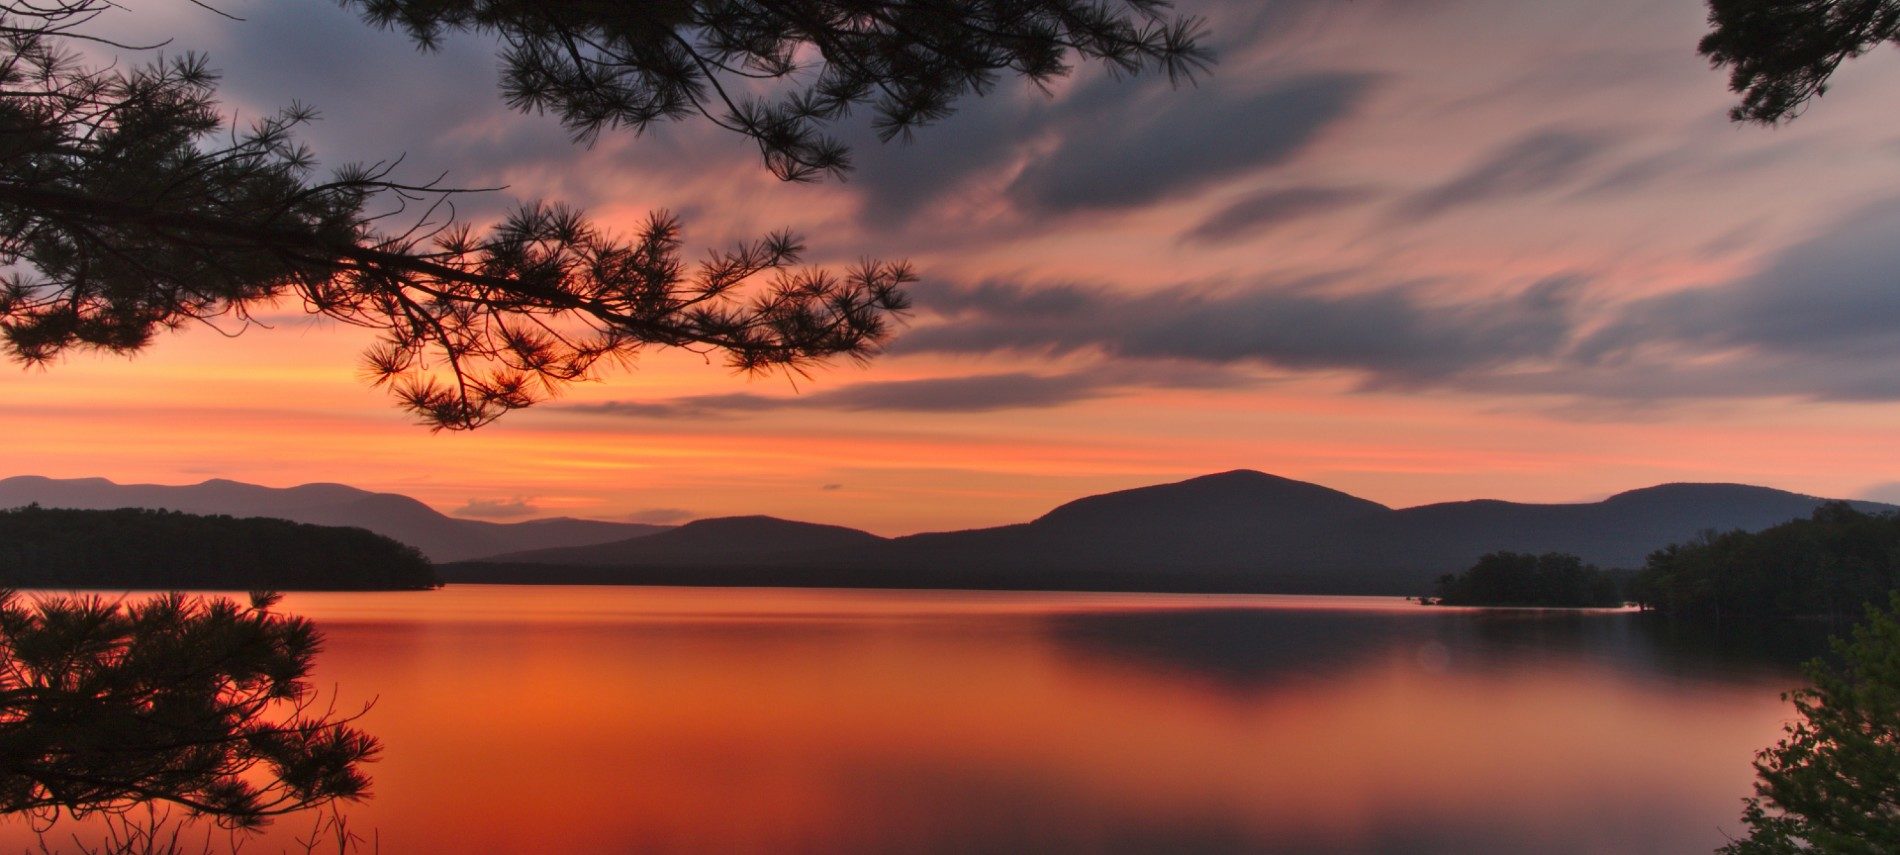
[
  {"left": 821, "top": 484, "right": 845, "bottom": 491},
  {"left": 454, "top": 497, "right": 540, "bottom": 519},
  {"left": 1460, "top": 197, "right": 1900, "bottom": 404},
  {"left": 840, "top": 69, "right": 1376, "bottom": 230},
  {"left": 1008, "top": 73, "right": 1376, "bottom": 215},
  {"left": 1180, "top": 185, "right": 1374, "bottom": 243},
  {"left": 844, "top": 89, "right": 1044, "bottom": 228},
  {"left": 1584, "top": 198, "right": 1900, "bottom": 364},
  {"left": 1396, "top": 129, "right": 1608, "bottom": 218},
  {"left": 626, "top": 507, "right": 696, "bottom": 524},
  {"left": 897, "top": 275, "right": 1587, "bottom": 386},
  {"left": 571, "top": 367, "right": 1242, "bottom": 418}
]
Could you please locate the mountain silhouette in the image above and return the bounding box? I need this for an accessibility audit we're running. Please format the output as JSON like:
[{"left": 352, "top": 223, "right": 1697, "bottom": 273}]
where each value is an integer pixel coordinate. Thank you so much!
[
  {"left": 0, "top": 476, "right": 666, "bottom": 562},
  {"left": 8, "top": 471, "right": 1891, "bottom": 594},
  {"left": 487, "top": 516, "right": 888, "bottom": 565},
  {"left": 470, "top": 471, "right": 1896, "bottom": 594}
]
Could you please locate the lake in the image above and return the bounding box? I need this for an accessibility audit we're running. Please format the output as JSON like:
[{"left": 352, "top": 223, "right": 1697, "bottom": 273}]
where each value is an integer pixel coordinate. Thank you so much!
[{"left": 2, "top": 586, "right": 1818, "bottom": 853}]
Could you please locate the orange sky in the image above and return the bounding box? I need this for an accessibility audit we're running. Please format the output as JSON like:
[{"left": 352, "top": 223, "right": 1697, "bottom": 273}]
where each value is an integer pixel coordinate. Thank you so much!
[{"left": 9, "top": 0, "right": 1900, "bottom": 534}]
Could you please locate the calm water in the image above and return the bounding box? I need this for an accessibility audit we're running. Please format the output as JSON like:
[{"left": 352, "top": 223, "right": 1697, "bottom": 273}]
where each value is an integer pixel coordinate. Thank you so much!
[{"left": 4, "top": 586, "right": 1816, "bottom": 854}]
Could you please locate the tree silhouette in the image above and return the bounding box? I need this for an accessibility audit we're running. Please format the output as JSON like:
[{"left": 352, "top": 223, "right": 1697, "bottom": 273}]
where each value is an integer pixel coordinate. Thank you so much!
[
  {"left": 1629, "top": 503, "right": 1900, "bottom": 622},
  {"left": 0, "top": 1, "right": 1206, "bottom": 428},
  {"left": 346, "top": 0, "right": 1210, "bottom": 182},
  {"left": 1701, "top": 0, "right": 1900, "bottom": 123},
  {"left": 1431, "top": 551, "right": 1623, "bottom": 608},
  {"left": 0, "top": 506, "right": 439, "bottom": 591},
  {"left": 1721, "top": 591, "right": 1900, "bottom": 853},
  {"left": 0, "top": 591, "right": 378, "bottom": 829}
]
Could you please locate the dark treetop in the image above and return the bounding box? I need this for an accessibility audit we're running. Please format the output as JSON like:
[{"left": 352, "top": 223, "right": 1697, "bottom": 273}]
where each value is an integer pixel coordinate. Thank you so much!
[
  {"left": 1432, "top": 551, "right": 1624, "bottom": 608},
  {"left": 0, "top": 591, "right": 377, "bottom": 829},
  {"left": 1721, "top": 591, "right": 1900, "bottom": 853},
  {"left": 1701, "top": 0, "right": 1900, "bottom": 123},
  {"left": 0, "top": 505, "right": 438, "bottom": 590},
  {"left": 1632, "top": 502, "right": 1900, "bottom": 622}
]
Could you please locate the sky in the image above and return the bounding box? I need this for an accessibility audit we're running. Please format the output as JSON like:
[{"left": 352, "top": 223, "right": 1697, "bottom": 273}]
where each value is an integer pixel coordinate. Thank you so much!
[{"left": 10, "top": 0, "right": 1900, "bottom": 534}]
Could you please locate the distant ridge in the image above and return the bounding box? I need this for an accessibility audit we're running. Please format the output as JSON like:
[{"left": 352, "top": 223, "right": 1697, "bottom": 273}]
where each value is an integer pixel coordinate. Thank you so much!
[
  {"left": 488, "top": 515, "right": 888, "bottom": 566},
  {"left": 7, "top": 471, "right": 1892, "bottom": 595},
  {"left": 0, "top": 476, "right": 667, "bottom": 562},
  {"left": 469, "top": 471, "right": 1897, "bottom": 594}
]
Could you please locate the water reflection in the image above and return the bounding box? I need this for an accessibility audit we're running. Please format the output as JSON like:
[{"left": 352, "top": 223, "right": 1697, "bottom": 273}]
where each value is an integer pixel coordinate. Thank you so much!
[{"left": 2, "top": 588, "right": 1810, "bottom": 853}]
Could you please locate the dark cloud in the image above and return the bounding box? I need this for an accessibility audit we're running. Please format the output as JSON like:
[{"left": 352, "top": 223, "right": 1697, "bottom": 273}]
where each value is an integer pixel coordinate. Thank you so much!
[
  {"left": 815, "top": 372, "right": 1115, "bottom": 411},
  {"left": 572, "top": 370, "right": 1187, "bottom": 418},
  {"left": 842, "top": 70, "right": 1376, "bottom": 229},
  {"left": 1397, "top": 130, "right": 1608, "bottom": 218},
  {"left": 898, "top": 275, "right": 1586, "bottom": 386},
  {"left": 1457, "top": 357, "right": 1900, "bottom": 404},
  {"left": 1440, "top": 197, "right": 1900, "bottom": 404},
  {"left": 886, "top": 223, "right": 1900, "bottom": 405},
  {"left": 1008, "top": 73, "right": 1376, "bottom": 215},
  {"left": 161, "top": 3, "right": 1377, "bottom": 237},
  {"left": 844, "top": 88, "right": 1045, "bottom": 229},
  {"left": 455, "top": 498, "right": 540, "bottom": 519},
  {"left": 1180, "top": 185, "right": 1374, "bottom": 243},
  {"left": 821, "top": 484, "right": 845, "bottom": 492},
  {"left": 190, "top": 4, "right": 511, "bottom": 165},
  {"left": 1582, "top": 198, "right": 1900, "bottom": 364}
]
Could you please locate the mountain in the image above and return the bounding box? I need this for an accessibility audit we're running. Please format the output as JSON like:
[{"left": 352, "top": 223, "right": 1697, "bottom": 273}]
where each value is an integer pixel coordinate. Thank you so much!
[
  {"left": 488, "top": 516, "right": 888, "bottom": 566},
  {"left": 453, "top": 471, "right": 1898, "bottom": 594},
  {"left": 0, "top": 476, "right": 667, "bottom": 562},
  {"left": 10, "top": 471, "right": 1891, "bottom": 595},
  {"left": 880, "top": 470, "right": 1392, "bottom": 578},
  {"left": 1331, "top": 483, "right": 1883, "bottom": 577}
]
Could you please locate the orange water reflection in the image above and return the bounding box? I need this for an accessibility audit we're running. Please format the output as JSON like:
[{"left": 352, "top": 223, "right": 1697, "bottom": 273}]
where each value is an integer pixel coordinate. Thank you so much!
[{"left": 3, "top": 587, "right": 1802, "bottom": 853}]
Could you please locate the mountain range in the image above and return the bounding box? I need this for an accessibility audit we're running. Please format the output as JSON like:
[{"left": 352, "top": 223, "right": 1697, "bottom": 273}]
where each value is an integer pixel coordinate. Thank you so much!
[
  {"left": 470, "top": 470, "right": 1893, "bottom": 593},
  {"left": 0, "top": 476, "right": 665, "bottom": 562},
  {"left": 4, "top": 471, "right": 1890, "bottom": 594}
]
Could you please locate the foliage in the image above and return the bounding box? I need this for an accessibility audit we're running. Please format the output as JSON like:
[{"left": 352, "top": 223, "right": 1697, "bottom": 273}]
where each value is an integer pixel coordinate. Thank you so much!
[
  {"left": 1701, "top": 0, "right": 1900, "bottom": 123},
  {"left": 1431, "top": 551, "right": 1623, "bottom": 607},
  {"left": 1630, "top": 502, "right": 1900, "bottom": 621},
  {"left": 0, "top": 1, "right": 901, "bottom": 428},
  {"left": 0, "top": 506, "right": 438, "bottom": 590},
  {"left": 0, "top": 0, "right": 1205, "bottom": 429},
  {"left": 1720, "top": 591, "right": 1900, "bottom": 853},
  {"left": 0, "top": 591, "right": 379, "bottom": 830},
  {"left": 348, "top": 0, "right": 1210, "bottom": 182}
]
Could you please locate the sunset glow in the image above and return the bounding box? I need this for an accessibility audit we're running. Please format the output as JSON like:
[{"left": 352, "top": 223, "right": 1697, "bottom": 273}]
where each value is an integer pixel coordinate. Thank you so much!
[{"left": 9, "top": 0, "right": 1900, "bottom": 531}]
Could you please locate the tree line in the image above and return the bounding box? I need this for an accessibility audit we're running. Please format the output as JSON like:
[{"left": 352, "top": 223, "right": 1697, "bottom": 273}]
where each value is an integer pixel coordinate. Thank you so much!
[
  {"left": 1631, "top": 502, "right": 1900, "bottom": 622},
  {"left": 1430, "top": 551, "right": 1624, "bottom": 608},
  {"left": 0, "top": 505, "right": 438, "bottom": 590}
]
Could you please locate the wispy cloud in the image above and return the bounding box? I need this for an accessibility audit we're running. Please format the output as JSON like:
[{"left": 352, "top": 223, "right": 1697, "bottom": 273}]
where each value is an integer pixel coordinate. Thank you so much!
[
  {"left": 1180, "top": 185, "right": 1375, "bottom": 244},
  {"left": 1008, "top": 73, "right": 1377, "bottom": 216},
  {"left": 898, "top": 275, "right": 1588, "bottom": 386},
  {"left": 570, "top": 366, "right": 1253, "bottom": 419},
  {"left": 1396, "top": 129, "right": 1609, "bottom": 218},
  {"left": 455, "top": 497, "right": 540, "bottom": 519}
]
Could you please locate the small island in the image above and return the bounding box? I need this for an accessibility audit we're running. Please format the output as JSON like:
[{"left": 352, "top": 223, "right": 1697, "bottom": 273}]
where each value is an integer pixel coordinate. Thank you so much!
[
  {"left": 0, "top": 505, "right": 439, "bottom": 590},
  {"left": 1426, "top": 551, "right": 1624, "bottom": 608}
]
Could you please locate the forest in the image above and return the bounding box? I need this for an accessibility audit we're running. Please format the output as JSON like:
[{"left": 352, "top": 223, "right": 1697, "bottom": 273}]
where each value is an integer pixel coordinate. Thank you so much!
[
  {"left": 0, "top": 505, "right": 438, "bottom": 590},
  {"left": 1631, "top": 502, "right": 1900, "bottom": 621},
  {"left": 1430, "top": 551, "right": 1624, "bottom": 607}
]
